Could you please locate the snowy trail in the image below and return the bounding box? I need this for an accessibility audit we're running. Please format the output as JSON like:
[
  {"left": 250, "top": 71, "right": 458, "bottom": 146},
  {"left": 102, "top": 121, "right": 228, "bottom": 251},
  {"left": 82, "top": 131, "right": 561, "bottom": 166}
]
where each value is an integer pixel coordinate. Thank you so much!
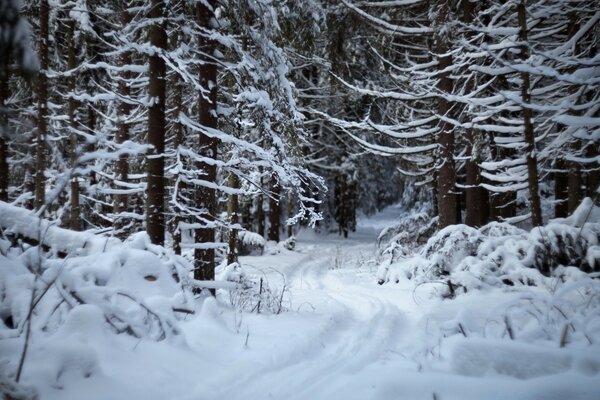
[{"left": 201, "top": 207, "right": 413, "bottom": 400}]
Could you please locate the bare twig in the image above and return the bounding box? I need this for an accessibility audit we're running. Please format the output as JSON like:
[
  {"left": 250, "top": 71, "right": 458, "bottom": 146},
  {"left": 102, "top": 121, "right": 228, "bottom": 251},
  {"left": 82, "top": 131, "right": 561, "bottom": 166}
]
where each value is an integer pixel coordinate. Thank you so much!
[{"left": 16, "top": 275, "right": 38, "bottom": 382}]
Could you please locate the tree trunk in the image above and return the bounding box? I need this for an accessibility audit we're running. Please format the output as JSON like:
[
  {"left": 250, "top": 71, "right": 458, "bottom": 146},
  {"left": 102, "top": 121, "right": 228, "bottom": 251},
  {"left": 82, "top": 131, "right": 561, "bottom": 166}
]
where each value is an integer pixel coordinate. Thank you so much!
[
  {"left": 256, "top": 187, "right": 265, "bottom": 237},
  {"left": 146, "top": 0, "right": 167, "bottom": 245},
  {"left": 35, "top": 0, "right": 49, "bottom": 210},
  {"left": 465, "top": 155, "right": 487, "bottom": 226},
  {"left": 227, "top": 173, "right": 239, "bottom": 265},
  {"left": 554, "top": 157, "right": 568, "bottom": 218},
  {"left": 435, "top": 8, "right": 458, "bottom": 228},
  {"left": 287, "top": 194, "right": 293, "bottom": 238},
  {"left": 586, "top": 141, "right": 599, "bottom": 199},
  {"left": 518, "top": 0, "right": 543, "bottom": 227},
  {"left": 67, "top": 18, "right": 81, "bottom": 230},
  {"left": 268, "top": 176, "right": 280, "bottom": 242},
  {"left": 462, "top": 0, "right": 488, "bottom": 227},
  {"left": 194, "top": 0, "right": 219, "bottom": 284},
  {"left": 170, "top": 0, "right": 185, "bottom": 255},
  {"left": 114, "top": 6, "right": 132, "bottom": 234},
  {"left": 568, "top": 146, "right": 582, "bottom": 214},
  {"left": 0, "top": 76, "right": 8, "bottom": 201}
]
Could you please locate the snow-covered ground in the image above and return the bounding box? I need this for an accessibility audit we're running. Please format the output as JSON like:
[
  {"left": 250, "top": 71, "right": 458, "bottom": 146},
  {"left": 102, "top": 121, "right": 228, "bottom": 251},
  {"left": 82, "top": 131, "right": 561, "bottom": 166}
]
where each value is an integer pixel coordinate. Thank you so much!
[{"left": 2, "top": 204, "right": 600, "bottom": 400}]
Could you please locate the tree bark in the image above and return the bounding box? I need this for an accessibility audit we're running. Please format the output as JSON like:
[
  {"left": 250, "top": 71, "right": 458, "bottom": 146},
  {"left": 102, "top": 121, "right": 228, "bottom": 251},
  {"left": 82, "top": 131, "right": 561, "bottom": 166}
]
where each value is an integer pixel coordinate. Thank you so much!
[
  {"left": 586, "top": 141, "right": 599, "bottom": 199},
  {"left": 462, "top": 0, "right": 488, "bottom": 227},
  {"left": 146, "top": 0, "right": 167, "bottom": 245},
  {"left": 170, "top": 0, "right": 185, "bottom": 255},
  {"left": 554, "top": 157, "right": 568, "bottom": 218},
  {"left": 435, "top": 6, "right": 458, "bottom": 228},
  {"left": 465, "top": 143, "right": 489, "bottom": 227},
  {"left": 35, "top": 0, "right": 49, "bottom": 210},
  {"left": 568, "top": 145, "right": 582, "bottom": 214},
  {"left": 194, "top": 0, "right": 219, "bottom": 284},
  {"left": 114, "top": 5, "right": 132, "bottom": 234},
  {"left": 256, "top": 188, "right": 265, "bottom": 237},
  {"left": 0, "top": 76, "right": 8, "bottom": 201},
  {"left": 287, "top": 194, "right": 293, "bottom": 238},
  {"left": 67, "top": 18, "right": 81, "bottom": 230},
  {"left": 268, "top": 176, "right": 280, "bottom": 242},
  {"left": 227, "top": 173, "right": 239, "bottom": 265},
  {"left": 518, "top": 0, "right": 543, "bottom": 227}
]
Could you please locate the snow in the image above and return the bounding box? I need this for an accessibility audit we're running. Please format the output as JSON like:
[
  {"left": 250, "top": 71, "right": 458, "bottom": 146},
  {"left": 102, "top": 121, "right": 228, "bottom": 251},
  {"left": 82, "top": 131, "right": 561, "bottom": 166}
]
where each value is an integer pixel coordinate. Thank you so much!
[{"left": 1, "top": 203, "right": 600, "bottom": 399}]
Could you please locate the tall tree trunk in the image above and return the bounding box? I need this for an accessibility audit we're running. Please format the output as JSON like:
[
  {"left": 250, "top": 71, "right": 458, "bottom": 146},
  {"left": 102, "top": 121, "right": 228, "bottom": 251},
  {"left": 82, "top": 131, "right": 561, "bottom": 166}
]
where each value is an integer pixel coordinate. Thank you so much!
[
  {"left": 114, "top": 6, "right": 132, "bottom": 234},
  {"left": 465, "top": 131, "right": 489, "bottom": 227},
  {"left": 268, "top": 176, "right": 280, "bottom": 242},
  {"left": 170, "top": 0, "right": 185, "bottom": 255},
  {"left": 146, "top": 0, "right": 167, "bottom": 245},
  {"left": 462, "top": 0, "right": 488, "bottom": 227},
  {"left": 554, "top": 157, "right": 569, "bottom": 218},
  {"left": 287, "top": 194, "right": 293, "bottom": 238},
  {"left": 35, "top": 0, "right": 49, "bottom": 210},
  {"left": 435, "top": 5, "right": 458, "bottom": 228},
  {"left": 67, "top": 18, "right": 81, "bottom": 230},
  {"left": 227, "top": 173, "right": 239, "bottom": 265},
  {"left": 586, "top": 141, "right": 599, "bottom": 199},
  {"left": 256, "top": 187, "right": 265, "bottom": 237},
  {"left": 194, "top": 0, "right": 219, "bottom": 284},
  {"left": 568, "top": 142, "right": 582, "bottom": 214},
  {"left": 0, "top": 76, "right": 8, "bottom": 202},
  {"left": 518, "top": 0, "right": 543, "bottom": 227},
  {"left": 86, "top": 105, "right": 96, "bottom": 186}
]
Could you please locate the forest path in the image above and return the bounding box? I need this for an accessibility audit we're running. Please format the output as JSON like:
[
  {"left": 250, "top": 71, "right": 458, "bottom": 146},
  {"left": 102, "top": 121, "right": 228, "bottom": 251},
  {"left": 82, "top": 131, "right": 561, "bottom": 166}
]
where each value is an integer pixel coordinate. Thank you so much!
[{"left": 201, "top": 204, "right": 419, "bottom": 400}]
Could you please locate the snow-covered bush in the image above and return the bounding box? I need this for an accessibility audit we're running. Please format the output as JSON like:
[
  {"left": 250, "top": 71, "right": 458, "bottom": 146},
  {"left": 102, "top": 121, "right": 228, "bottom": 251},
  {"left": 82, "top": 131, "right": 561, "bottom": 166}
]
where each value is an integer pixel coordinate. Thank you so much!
[
  {"left": 0, "top": 229, "right": 196, "bottom": 343},
  {"left": 219, "top": 262, "right": 288, "bottom": 314},
  {"left": 0, "top": 378, "right": 38, "bottom": 400},
  {"left": 377, "top": 198, "right": 600, "bottom": 296},
  {"left": 237, "top": 230, "right": 266, "bottom": 256},
  {"left": 377, "top": 212, "right": 437, "bottom": 256}
]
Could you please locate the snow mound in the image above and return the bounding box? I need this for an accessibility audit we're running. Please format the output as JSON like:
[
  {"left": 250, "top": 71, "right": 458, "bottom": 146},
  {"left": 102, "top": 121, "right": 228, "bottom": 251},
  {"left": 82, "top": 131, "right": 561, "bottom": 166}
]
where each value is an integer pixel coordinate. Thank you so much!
[
  {"left": 451, "top": 339, "right": 573, "bottom": 378},
  {"left": 378, "top": 198, "right": 600, "bottom": 295}
]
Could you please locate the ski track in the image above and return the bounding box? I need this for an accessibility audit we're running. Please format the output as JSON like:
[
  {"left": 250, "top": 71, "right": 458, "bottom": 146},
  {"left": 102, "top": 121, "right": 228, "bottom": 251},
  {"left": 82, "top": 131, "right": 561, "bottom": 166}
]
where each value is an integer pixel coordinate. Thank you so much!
[{"left": 211, "top": 208, "right": 410, "bottom": 400}]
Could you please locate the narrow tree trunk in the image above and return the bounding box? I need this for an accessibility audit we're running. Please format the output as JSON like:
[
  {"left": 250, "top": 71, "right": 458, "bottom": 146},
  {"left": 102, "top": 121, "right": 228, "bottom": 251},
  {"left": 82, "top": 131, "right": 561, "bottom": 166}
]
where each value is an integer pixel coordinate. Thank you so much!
[
  {"left": 518, "top": 0, "right": 543, "bottom": 227},
  {"left": 268, "top": 176, "right": 280, "bottom": 242},
  {"left": 568, "top": 147, "right": 582, "bottom": 214},
  {"left": 146, "top": 0, "right": 167, "bottom": 245},
  {"left": 462, "top": 0, "right": 488, "bottom": 227},
  {"left": 256, "top": 188, "right": 265, "bottom": 237},
  {"left": 431, "top": 170, "right": 439, "bottom": 218},
  {"left": 194, "top": 0, "right": 219, "bottom": 284},
  {"left": 586, "top": 142, "right": 599, "bottom": 199},
  {"left": 334, "top": 173, "right": 348, "bottom": 237},
  {"left": 227, "top": 173, "right": 239, "bottom": 265},
  {"left": 435, "top": 9, "right": 458, "bottom": 228},
  {"left": 0, "top": 76, "right": 8, "bottom": 201},
  {"left": 171, "top": 0, "right": 185, "bottom": 255},
  {"left": 554, "top": 157, "right": 569, "bottom": 218},
  {"left": 35, "top": 0, "right": 49, "bottom": 210},
  {"left": 465, "top": 132, "right": 489, "bottom": 227},
  {"left": 287, "top": 194, "right": 293, "bottom": 238},
  {"left": 114, "top": 6, "right": 132, "bottom": 234},
  {"left": 67, "top": 18, "right": 81, "bottom": 230}
]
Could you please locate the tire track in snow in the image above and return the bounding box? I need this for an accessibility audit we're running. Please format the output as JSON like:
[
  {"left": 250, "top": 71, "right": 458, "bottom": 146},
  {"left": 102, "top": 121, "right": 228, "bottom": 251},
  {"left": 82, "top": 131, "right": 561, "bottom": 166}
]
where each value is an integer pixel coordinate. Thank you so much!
[{"left": 217, "top": 236, "right": 407, "bottom": 400}]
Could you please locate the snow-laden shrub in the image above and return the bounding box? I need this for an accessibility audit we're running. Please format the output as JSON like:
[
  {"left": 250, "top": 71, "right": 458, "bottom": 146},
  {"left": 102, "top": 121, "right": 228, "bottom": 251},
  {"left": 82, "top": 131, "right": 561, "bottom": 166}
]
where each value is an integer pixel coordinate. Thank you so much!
[
  {"left": 237, "top": 230, "right": 266, "bottom": 256},
  {"left": 377, "top": 212, "right": 438, "bottom": 256},
  {"left": 0, "top": 378, "right": 39, "bottom": 400},
  {"left": 0, "top": 202, "right": 230, "bottom": 346},
  {"left": 219, "top": 262, "right": 288, "bottom": 314},
  {"left": 0, "top": 230, "right": 197, "bottom": 342},
  {"left": 378, "top": 198, "right": 600, "bottom": 296}
]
